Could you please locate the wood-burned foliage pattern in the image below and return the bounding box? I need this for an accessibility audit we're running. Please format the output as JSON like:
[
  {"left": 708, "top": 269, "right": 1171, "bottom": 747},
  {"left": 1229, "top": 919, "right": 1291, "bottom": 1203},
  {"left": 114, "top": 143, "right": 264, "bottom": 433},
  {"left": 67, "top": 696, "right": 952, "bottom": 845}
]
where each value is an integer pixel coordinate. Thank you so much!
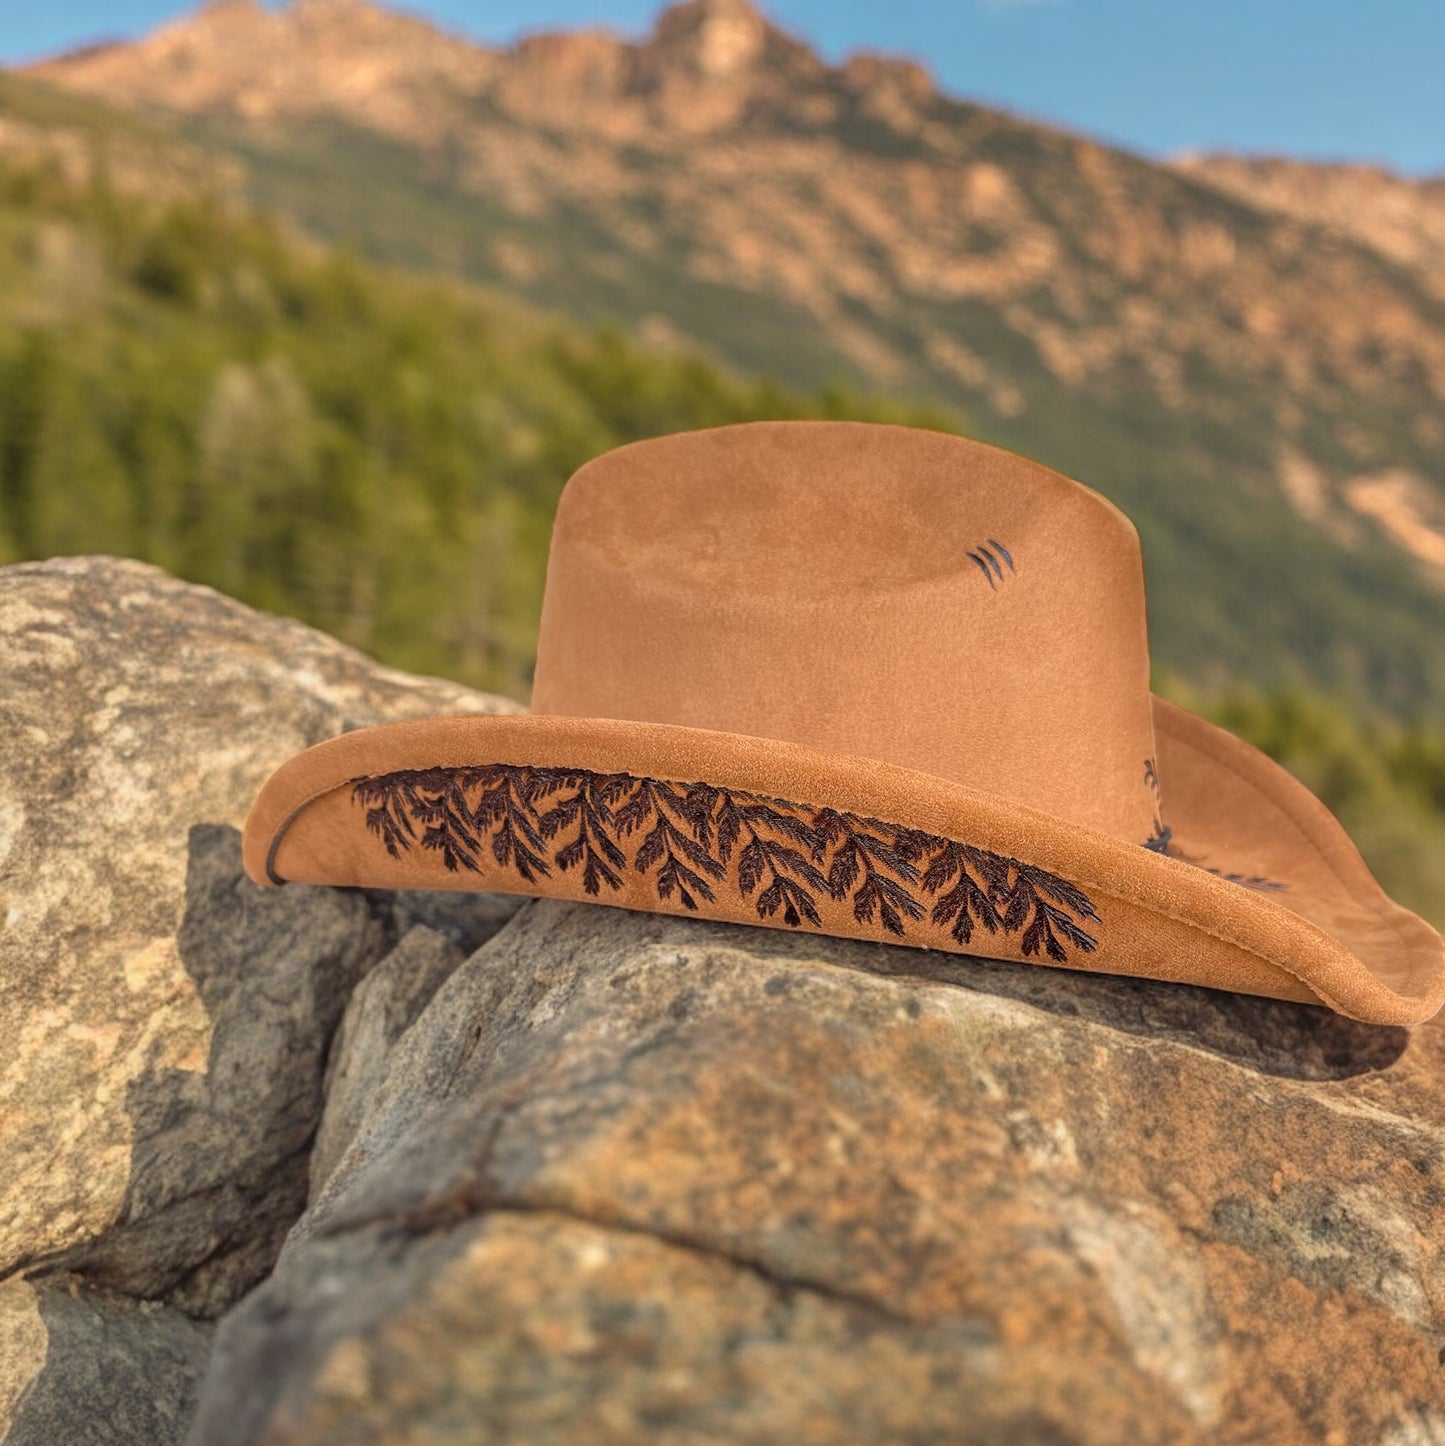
[{"left": 351, "top": 764, "right": 1101, "bottom": 962}]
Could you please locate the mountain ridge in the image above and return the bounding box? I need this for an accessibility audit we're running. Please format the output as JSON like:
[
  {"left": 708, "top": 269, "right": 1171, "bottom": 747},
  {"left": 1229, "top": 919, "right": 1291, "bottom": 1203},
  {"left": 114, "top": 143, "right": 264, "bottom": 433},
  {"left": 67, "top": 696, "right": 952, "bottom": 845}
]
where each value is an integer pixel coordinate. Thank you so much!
[{"left": 1168, "top": 151, "right": 1445, "bottom": 298}]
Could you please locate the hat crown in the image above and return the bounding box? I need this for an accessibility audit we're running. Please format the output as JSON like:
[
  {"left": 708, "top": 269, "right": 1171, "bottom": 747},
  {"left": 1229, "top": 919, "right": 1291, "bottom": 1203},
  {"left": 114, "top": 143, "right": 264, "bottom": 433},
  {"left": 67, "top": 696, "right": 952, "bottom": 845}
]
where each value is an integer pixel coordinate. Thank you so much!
[{"left": 530, "top": 420, "right": 1161, "bottom": 843}]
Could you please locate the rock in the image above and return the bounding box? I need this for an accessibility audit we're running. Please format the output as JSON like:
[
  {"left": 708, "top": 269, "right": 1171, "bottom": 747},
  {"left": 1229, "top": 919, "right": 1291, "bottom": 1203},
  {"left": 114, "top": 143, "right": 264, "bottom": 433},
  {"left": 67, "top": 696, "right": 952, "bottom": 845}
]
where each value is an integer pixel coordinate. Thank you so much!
[
  {"left": 309, "top": 925, "right": 470, "bottom": 1196},
  {"left": 377, "top": 887, "right": 526, "bottom": 959},
  {"left": 0, "top": 557, "right": 522, "bottom": 1432},
  {"left": 191, "top": 899, "right": 1445, "bottom": 1444},
  {"left": 28, "top": 820, "right": 389, "bottom": 1314},
  {"left": 0, "top": 1275, "right": 211, "bottom": 1446},
  {"left": 192, "top": 1212, "right": 1022, "bottom": 1445}
]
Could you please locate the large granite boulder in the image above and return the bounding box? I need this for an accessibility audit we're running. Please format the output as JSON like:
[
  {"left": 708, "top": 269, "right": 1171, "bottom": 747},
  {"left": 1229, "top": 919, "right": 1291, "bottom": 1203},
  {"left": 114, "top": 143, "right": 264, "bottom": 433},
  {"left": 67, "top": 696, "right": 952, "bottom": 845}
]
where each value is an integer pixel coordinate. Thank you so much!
[
  {"left": 5, "top": 555, "right": 1445, "bottom": 1444},
  {"left": 187, "top": 901, "right": 1445, "bottom": 1445},
  {"left": 0, "top": 556, "right": 521, "bottom": 1442}
]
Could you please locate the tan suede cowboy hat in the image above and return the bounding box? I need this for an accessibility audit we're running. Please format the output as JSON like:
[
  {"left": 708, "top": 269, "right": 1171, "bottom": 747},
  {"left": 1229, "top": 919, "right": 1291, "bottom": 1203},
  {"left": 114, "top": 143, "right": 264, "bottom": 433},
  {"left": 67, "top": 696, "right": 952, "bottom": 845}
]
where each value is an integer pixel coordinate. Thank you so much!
[{"left": 242, "top": 421, "right": 1445, "bottom": 1026}]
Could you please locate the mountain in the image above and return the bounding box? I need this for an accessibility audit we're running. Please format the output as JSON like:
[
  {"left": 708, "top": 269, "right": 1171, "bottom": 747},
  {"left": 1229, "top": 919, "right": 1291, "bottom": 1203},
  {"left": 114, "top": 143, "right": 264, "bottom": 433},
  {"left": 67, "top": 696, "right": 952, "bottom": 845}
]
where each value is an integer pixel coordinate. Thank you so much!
[
  {"left": 1170, "top": 152, "right": 1445, "bottom": 300},
  {"left": 15, "top": 0, "right": 1445, "bottom": 718}
]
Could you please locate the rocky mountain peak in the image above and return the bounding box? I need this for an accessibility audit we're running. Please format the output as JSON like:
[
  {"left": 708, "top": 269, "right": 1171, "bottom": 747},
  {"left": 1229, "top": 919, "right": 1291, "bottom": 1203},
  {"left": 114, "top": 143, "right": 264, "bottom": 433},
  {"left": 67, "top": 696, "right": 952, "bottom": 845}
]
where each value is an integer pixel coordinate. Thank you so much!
[
  {"left": 840, "top": 51, "right": 935, "bottom": 106},
  {"left": 290, "top": 0, "right": 376, "bottom": 16},
  {"left": 25, "top": 0, "right": 500, "bottom": 124},
  {"left": 285, "top": 0, "right": 430, "bottom": 38},
  {"left": 648, "top": 0, "right": 776, "bottom": 79},
  {"left": 171, "top": 0, "right": 269, "bottom": 41},
  {"left": 193, "top": 0, "right": 266, "bottom": 18}
]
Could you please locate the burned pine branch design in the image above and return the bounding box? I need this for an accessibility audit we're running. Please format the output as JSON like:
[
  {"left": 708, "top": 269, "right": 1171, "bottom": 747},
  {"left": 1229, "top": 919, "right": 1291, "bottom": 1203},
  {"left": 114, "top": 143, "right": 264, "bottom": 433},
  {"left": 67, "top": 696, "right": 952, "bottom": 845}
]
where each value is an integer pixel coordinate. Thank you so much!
[
  {"left": 616, "top": 776, "right": 727, "bottom": 910},
  {"left": 814, "top": 806, "right": 930, "bottom": 936},
  {"left": 350, "top": 763, "right": 1101, "bottom": 961},
  {"left": 535, "top": 768, "right": 630, "bottom": 895}
]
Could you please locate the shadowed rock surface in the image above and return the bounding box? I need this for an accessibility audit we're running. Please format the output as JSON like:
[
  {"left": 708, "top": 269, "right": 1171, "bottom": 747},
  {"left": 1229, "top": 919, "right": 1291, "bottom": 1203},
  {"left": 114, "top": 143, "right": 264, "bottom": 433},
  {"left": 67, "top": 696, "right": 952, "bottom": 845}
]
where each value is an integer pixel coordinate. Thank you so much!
[
  {"left": 0, "top": 1275, "right": 212, "bottom": 1446},
  {"left": 309, "top": 924, "right": 470, "bottom": 1195},
  {"left": 5, "top": 555, "right": 1445, "bottom": 1444}
]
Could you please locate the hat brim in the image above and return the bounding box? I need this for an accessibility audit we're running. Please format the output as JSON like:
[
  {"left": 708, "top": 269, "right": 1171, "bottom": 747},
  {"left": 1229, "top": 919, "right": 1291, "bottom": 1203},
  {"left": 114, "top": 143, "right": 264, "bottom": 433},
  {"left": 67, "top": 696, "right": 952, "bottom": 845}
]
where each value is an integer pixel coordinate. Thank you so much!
[{"left": 240, "top": 695, "right": 1445, "bottom": 1027}]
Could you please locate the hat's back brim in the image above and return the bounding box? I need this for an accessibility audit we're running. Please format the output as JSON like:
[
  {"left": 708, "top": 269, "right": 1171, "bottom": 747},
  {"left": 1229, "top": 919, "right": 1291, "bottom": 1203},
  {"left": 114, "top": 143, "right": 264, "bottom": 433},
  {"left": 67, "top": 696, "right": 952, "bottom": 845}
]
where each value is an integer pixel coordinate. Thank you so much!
[{"left": 240, "top": 699, "right": 1445, "bottom": 1027}]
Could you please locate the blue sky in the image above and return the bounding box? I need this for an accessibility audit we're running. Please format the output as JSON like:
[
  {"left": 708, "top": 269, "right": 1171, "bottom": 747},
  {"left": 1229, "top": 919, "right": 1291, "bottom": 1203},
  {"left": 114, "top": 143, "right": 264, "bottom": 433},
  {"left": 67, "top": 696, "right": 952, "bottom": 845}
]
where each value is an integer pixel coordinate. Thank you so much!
[{"left": 4, "top": 0, "right": 1443, "bottom": 176}]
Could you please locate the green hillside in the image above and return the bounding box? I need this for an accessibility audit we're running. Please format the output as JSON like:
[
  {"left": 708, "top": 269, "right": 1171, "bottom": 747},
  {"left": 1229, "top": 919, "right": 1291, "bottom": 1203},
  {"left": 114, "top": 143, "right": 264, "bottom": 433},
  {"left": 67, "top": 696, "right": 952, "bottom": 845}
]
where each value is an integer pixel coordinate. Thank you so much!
[{"left": 0, "top": 150, "right": 950, "bottom": 701}]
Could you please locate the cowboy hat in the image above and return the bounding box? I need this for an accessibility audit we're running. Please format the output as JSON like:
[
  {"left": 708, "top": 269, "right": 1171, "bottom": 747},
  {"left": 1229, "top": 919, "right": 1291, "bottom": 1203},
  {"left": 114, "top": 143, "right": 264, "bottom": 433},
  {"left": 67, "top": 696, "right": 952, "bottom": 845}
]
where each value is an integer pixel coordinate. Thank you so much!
[{"left": 241, "top": 421, "right": 1445, "bottom": 1026}]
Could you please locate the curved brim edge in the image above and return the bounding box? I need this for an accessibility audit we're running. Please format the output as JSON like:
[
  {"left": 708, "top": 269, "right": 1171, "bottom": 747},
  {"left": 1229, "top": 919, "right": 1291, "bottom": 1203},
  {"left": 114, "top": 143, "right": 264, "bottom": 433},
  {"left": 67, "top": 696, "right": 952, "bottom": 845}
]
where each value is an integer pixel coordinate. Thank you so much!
[{"left": 240, "top": 704, "right": 1445, "bottom": 1028}]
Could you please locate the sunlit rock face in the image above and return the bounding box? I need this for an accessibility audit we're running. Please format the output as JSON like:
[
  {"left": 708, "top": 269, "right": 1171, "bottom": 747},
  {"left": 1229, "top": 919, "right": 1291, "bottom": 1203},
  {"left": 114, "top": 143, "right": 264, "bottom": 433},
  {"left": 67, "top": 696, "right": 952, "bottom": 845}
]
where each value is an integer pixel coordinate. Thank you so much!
[{"left": 0, "top": 555, "right": 520, "bottom": 1442}]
